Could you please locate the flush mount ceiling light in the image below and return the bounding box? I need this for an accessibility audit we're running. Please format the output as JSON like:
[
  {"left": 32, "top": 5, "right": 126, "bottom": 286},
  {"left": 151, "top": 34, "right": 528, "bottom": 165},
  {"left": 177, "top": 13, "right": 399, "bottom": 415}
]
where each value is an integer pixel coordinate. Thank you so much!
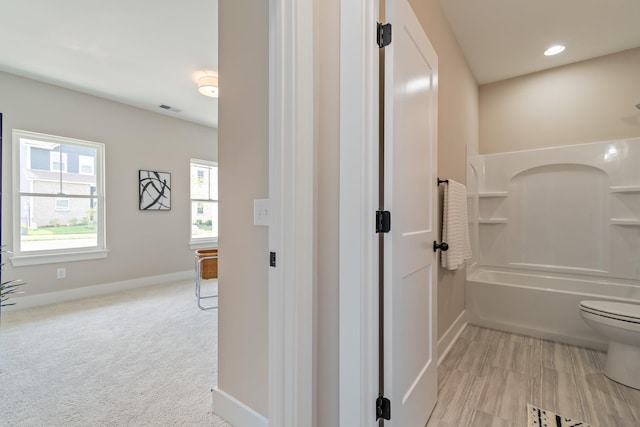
[
  {"left": 198, "top": 75, "right": 218, "bottom": 98},
  {"left": 544, "top": 45, "right": 566, "bottom": 56}
]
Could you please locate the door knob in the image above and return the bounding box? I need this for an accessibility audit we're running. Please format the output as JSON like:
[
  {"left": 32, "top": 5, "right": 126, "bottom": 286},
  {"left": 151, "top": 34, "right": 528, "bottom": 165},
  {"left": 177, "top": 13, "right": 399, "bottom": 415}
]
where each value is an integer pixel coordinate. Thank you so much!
[{"left": 433, "top": 241, "right": 449, "bottom": 252}]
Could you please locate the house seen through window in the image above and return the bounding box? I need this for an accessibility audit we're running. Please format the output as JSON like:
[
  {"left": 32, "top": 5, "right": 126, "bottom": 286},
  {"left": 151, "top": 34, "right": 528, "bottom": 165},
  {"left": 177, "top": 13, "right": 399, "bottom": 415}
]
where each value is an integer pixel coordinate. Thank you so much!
[
  {"left": 12, "top": 129, "right": 106, "bottom": 264},
  {"left": 190, "top": 159, "right": 218, "bottom": 245}
]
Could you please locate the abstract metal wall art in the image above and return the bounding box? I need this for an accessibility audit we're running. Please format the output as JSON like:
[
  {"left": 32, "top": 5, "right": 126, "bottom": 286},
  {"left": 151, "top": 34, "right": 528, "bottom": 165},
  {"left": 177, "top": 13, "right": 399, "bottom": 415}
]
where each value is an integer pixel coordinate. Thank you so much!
[{"left": 139, "top": 170, "right": 171, "bottom": 210}]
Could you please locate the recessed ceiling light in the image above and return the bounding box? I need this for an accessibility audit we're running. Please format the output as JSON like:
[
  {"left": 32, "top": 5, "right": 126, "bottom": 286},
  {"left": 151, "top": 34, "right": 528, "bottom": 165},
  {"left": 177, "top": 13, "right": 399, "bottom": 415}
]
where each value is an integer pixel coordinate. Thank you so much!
[{"left": 544, "top": 45, "right": 566, "bottom": 56}]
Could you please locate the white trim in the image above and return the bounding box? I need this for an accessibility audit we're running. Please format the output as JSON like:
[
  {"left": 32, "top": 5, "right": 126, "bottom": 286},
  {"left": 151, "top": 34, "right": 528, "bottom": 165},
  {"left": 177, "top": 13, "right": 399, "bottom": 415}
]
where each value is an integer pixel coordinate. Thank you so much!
[
  {"left": 190, "top": 158, "right": 218, "bottom": 168},
  {"left": 339, "top": 1, "right": 379, "bottom": 426},
  {"left": 268, "top": 0, "right": 285, "bottom": 425},
  {"left": 212, "top": 387, "right": 269, "bottom": 427},
  {"left": 269, "top": 0, "right": 315, "bottom": 426},
  {"left": 2, "top": 270, "right": 192, "bottom": 311},
  {"left": 189, "top": 239, "right": 218, "bottom": 250},
  {"left": 10, "top": 249, "right": 109, "bottom": 266},
  {"left": 437, "top": 310, "right": 468, "bottom": 365}
]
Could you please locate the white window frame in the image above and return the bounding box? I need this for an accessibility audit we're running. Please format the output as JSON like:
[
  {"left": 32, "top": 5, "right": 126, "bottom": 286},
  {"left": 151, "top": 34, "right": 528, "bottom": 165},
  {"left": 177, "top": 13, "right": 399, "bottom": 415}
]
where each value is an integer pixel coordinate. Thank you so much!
[
  {"left": 11, "top": 129, "right": 108, "bottom": 266},
  {"left": 189, "top": 159, "right": 218, "bottom": 249}
]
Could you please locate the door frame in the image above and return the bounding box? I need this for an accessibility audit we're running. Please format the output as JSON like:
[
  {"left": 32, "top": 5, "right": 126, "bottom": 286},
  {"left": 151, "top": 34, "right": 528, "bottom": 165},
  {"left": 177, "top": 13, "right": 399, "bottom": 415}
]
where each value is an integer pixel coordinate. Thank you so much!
[
  {"left": 339, "top": 0, "right": 380, "bottom": 426},
  {"left": 268, "top": 0, "right": 315, "bottom": 426},
  {"left": 269, "top": 0, "right": 381, "bottom": 425}
]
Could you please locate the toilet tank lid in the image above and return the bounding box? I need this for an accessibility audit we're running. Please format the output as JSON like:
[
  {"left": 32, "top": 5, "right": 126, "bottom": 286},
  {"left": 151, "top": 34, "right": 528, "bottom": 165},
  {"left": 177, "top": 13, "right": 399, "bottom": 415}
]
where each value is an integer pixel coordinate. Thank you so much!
[{"left": 580, "top": 300, "right": 640, "bottom": 319}]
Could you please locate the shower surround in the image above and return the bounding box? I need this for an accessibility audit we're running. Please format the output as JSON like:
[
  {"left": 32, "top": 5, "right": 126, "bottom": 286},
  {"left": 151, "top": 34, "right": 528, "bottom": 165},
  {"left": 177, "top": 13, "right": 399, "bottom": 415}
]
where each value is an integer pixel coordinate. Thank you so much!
[{"left": 467, "top": 138, "right": 640, "bottom": 349}]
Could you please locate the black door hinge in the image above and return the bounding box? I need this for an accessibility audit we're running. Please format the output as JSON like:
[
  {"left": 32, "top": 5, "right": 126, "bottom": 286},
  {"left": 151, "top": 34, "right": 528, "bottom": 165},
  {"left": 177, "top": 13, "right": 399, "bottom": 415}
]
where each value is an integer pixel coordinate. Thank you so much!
[
  {"left": 376, "top": 210, "right": 391, "bottom": 233},
  {"left": 377, "top": 22, "right": 392, "bottom": 48},
  {"left": 376, "top": 394, "right": 391, "bottom": 421},
  {"left": 270, "top": 251, "right": 276, "bottom": 267}
]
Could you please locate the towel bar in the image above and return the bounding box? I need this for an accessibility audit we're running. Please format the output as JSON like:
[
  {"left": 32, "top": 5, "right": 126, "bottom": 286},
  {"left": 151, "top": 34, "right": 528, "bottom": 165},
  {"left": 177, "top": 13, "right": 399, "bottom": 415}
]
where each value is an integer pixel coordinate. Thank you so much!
[{"left": 437, "top": 178, "right": 449, "bottom": 186}]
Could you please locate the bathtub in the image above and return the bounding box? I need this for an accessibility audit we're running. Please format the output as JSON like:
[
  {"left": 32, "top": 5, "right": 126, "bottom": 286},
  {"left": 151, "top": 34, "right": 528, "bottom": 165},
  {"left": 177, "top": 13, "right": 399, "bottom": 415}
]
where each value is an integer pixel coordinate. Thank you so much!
[{"left": 466, "top": 267, "right": 640, "bottom": 351}]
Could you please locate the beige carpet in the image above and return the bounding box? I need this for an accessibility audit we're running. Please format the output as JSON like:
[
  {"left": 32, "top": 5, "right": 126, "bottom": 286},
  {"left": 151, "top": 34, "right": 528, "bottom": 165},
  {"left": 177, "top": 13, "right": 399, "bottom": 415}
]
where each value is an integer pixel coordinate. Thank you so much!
[{"left": 0, "top": 279, "right": 231, "bottom": 426}]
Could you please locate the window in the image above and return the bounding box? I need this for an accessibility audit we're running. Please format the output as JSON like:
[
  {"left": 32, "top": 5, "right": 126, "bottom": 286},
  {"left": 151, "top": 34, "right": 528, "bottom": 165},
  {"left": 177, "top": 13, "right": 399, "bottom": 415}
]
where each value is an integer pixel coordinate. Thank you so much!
[
  {"left": 50, "top": 151, "right": 68, "bottom": 172},
  {"left": 190, "top": 159, "right": 218, "bottom": 246},
  {"left": 12, "top": 129, "right": 107, "bottom": 266},
  {"left": 79, "top": 155, "right": 94, "bottom": 175},
  {"left": 54, "top": 198, "right": 70, "bottom": 212}
]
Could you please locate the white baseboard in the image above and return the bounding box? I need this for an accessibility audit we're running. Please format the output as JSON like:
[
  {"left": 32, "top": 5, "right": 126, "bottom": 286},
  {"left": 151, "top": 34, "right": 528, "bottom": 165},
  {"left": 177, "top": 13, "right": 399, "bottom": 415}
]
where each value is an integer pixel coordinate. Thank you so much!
[
  {"left": 437, "top": 309, "right": 468, "bottom": 365},
  {"left": 212, "top": 387, "right": 268, "bottom": 427},
  {"left": 3, "top": 270, "right": 193, "bottom": 312}
]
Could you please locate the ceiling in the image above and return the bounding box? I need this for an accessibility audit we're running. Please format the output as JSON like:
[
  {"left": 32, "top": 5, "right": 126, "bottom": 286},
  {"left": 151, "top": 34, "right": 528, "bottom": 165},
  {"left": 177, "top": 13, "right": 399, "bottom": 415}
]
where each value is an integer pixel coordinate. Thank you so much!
[
  {"left": 0, "top": 1, "right": 638, "bottom": 129},
  {"left": 439, "top": 0, "right": 640, "bottom": 85},
  {"left": 0, "top": 0, "right": 218, "bottom": 128}
]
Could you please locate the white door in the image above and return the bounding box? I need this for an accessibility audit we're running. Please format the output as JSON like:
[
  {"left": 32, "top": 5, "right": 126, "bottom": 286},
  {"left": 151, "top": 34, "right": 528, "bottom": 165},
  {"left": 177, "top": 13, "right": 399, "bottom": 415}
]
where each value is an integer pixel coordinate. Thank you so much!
[{"left": 383, "top": 0, "right": 439, "bottom": 425}]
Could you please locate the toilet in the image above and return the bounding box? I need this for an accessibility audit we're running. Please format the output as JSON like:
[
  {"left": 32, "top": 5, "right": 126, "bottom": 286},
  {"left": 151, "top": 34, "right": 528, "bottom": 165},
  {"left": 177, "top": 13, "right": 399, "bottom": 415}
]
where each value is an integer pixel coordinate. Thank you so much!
[{"left": 579, "top": 300, "right": 640, "bottom": 389}]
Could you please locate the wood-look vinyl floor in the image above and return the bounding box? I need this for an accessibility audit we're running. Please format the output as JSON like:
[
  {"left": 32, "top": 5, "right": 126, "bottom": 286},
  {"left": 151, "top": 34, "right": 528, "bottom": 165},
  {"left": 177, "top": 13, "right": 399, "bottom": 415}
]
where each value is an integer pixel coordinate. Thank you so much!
[{"left": 426, "top": 325, "right": 640, "bottom": 427}]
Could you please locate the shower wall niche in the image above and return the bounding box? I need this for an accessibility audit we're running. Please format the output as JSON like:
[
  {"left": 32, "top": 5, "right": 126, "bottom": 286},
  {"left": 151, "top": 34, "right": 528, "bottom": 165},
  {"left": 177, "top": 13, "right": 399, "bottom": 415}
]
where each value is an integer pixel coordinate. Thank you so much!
[{"left": 476, "top": 138, "right": 640, "bottom": 280}]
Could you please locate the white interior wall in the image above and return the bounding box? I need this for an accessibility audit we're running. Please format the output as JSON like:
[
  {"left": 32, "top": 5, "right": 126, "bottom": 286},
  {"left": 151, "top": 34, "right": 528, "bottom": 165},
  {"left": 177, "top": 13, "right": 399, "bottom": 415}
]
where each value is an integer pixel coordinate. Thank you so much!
[{"left": 0, "top": 71, "right": 217, "bottom": 298}]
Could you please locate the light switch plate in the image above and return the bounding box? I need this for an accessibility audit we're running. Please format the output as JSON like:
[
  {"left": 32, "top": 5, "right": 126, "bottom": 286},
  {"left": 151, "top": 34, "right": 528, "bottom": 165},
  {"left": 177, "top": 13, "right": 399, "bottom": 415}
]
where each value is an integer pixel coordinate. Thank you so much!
[{"left": 254, "top": 199, "right": 269, "bottom": 226}]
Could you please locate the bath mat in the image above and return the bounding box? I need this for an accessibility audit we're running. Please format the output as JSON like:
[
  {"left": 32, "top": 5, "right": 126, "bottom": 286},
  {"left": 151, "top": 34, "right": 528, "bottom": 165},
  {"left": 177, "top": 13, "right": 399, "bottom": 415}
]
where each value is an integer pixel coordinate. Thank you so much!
[{"left": 527, "top": 404, "right": 592, "bottom": 427}]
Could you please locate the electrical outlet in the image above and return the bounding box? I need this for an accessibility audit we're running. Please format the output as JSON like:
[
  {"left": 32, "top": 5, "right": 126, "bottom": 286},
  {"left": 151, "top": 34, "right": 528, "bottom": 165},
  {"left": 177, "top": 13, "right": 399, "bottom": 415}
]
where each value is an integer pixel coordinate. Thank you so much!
[{"left": 56, "top": 268, "right": 66, "bottom": 279}]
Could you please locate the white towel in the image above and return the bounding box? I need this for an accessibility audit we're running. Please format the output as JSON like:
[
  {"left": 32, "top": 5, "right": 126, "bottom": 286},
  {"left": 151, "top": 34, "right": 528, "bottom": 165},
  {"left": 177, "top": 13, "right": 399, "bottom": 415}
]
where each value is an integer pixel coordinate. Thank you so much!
[{"left": 441, "top": 179, "right": 472, "bottom": 270}]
